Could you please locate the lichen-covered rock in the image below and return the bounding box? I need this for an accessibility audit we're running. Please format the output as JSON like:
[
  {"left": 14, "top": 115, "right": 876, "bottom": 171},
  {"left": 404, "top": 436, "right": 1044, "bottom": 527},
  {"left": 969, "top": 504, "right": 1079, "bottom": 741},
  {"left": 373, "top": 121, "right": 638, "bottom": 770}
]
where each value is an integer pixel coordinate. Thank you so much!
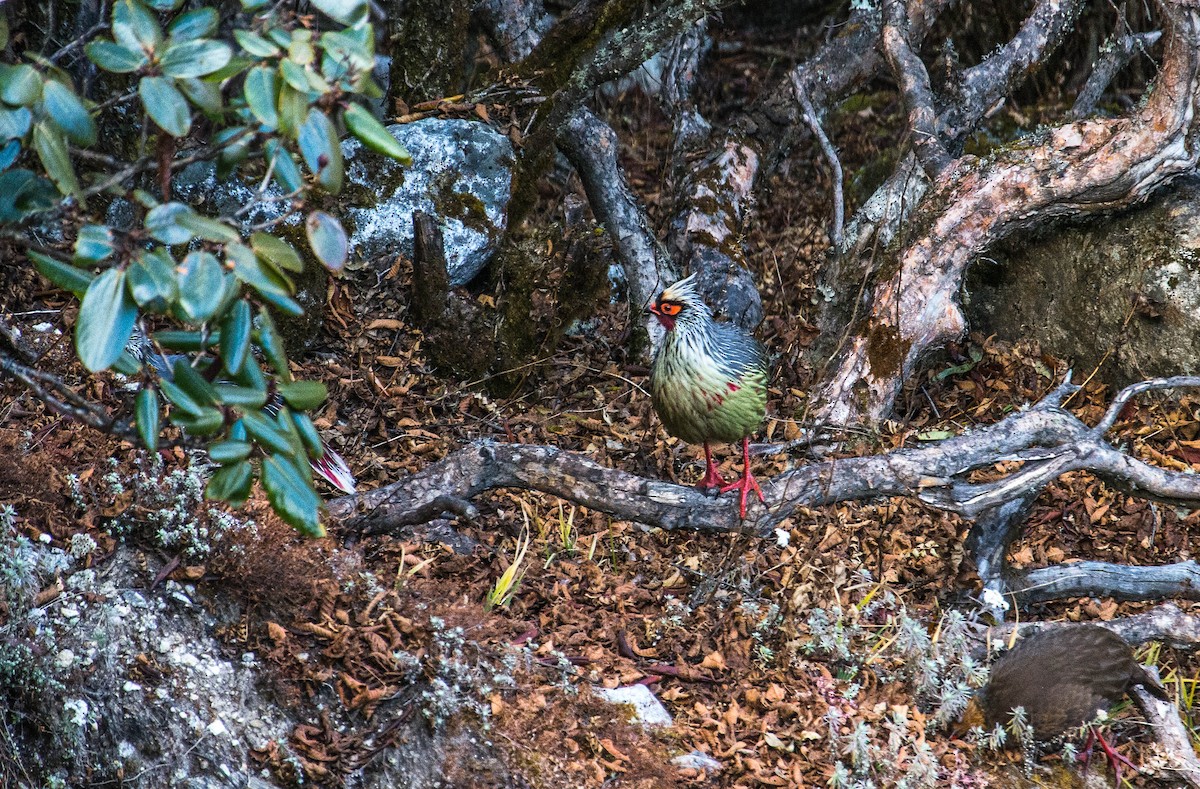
[
  {"left": 0, "top": 537, "right": 294, "bottom": 787},
  {"left": 343, "top": 118, "right": 513, "bottom": 285},
  {"left": 167, "top": 119, "right": 513, "bottom": 289},
  {"left": 966, "top": 174, "right": 1200, "bottom": 385}
]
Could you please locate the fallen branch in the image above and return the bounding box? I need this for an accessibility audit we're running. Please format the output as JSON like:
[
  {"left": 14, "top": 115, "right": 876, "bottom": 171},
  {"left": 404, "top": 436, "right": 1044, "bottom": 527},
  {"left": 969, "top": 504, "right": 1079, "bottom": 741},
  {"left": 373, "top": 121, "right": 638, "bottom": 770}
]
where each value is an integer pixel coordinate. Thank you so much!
[
  {"left": 1131, "top": 675, "right": 1200, "bottom": 788},
  {"left": 1009, "top": 560, "right": 1200, "bottom": 605},
  {"left": 333, "top": 377, "right": 1200, "bottom": 613}
]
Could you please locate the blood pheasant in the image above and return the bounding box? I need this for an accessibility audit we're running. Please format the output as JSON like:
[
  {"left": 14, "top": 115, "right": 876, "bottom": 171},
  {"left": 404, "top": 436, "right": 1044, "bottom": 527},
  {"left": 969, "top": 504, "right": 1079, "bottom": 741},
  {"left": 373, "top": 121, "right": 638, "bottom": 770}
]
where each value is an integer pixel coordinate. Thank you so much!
[
  {"left": 963, "top": 624, "right": 1167, "bottom": 784},
  {"left": 648, "top": 274, "right": 769, "bottom": 517},
  {"left": 126, "top": 328, "right": 356, "bottom": 494}
]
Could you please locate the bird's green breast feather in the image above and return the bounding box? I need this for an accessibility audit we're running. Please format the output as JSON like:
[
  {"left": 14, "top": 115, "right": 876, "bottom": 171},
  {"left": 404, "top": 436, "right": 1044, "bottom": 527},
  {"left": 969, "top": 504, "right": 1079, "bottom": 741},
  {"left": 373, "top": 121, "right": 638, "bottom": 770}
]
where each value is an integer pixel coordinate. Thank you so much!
[{"left": 650, "top": 347, "right": 767, "bottom": 446}]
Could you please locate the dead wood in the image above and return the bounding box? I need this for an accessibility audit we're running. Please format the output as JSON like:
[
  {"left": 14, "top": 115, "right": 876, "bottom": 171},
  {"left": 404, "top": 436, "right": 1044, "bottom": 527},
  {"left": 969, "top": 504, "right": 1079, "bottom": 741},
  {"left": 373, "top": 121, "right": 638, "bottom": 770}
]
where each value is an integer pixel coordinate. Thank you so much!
[
  {"left": 332, "top": 376, "right": 1200, "bottom": 613},
  {"left": 813, "top": 0, "right": 1200, "bottom": 426},
  {"left": 558, "top": 108, "right": 669, "bottom": 352}
]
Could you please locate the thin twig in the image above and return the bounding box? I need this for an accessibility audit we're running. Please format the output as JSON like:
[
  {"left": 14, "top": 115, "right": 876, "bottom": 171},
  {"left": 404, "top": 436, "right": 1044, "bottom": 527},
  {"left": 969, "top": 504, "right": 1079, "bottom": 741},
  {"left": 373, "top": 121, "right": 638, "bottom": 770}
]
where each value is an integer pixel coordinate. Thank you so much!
[{"left": 792, "top": 72, "right": 845, "bottom": 247}]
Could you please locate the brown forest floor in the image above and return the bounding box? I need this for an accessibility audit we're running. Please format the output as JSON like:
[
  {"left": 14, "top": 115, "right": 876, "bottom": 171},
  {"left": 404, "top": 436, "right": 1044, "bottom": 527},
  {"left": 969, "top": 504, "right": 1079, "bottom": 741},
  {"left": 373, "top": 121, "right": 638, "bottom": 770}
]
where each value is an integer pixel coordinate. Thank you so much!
[{"left": 3, "top": 12, "right": 1200, "bottom": 789}]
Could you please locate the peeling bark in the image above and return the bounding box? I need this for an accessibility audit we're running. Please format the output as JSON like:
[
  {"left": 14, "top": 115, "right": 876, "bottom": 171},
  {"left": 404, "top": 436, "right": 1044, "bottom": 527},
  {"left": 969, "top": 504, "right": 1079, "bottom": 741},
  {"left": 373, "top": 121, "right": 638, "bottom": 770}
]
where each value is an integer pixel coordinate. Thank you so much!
[{"left": 814, "top": 0, "right": 1200, "bottom": 426}]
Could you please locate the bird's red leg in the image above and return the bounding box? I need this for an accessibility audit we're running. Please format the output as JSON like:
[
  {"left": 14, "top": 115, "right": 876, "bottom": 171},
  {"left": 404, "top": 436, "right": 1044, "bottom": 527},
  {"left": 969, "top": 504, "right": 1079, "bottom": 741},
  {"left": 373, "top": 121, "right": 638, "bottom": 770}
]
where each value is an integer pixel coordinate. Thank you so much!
[
  {"left": 719, "top": 437, "right": 766, "bottom": 518},
  {"left": 1082, "top": 726, "right": 1135, "bottom": 784},
  {"left": 697, "top": 442, "right": 727, "bottom": 491}
]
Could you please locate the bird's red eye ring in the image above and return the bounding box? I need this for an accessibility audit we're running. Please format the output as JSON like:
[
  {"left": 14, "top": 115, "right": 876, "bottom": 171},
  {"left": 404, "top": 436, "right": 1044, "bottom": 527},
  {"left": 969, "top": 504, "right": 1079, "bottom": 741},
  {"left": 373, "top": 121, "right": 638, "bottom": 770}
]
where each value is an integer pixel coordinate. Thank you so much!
[{"left": 658, "top": 302, "right": 682, "bottom": 316}]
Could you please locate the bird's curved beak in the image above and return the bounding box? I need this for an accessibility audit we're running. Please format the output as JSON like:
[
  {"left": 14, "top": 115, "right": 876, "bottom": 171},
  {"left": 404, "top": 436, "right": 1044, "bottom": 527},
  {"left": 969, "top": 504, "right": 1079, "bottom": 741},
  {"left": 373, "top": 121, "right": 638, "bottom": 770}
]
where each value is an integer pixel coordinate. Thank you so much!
[{"left": 646, "top": 302, "right": 661, "bottom": 316}]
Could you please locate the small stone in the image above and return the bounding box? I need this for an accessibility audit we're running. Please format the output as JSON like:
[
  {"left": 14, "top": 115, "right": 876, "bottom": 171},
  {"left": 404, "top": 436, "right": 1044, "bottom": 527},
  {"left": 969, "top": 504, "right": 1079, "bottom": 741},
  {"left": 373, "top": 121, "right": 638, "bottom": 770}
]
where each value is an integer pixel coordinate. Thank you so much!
[
  {"left": 55, "top": 649, "right": 76, "bottom": 669},
  {"left": 207, "top": 719, "right": 227, "bottom": 737},
  {"left": 593, "top": 684, "right": 673, "bottom": 728},
  {"left": 672, "top": 750, "right": 722, "bottom": 772}
]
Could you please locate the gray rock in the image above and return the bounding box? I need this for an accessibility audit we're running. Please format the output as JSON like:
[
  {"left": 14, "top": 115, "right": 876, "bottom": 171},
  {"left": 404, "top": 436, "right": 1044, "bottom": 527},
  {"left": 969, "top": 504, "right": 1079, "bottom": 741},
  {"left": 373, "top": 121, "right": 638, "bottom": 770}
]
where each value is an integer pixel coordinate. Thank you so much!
[
  {"left": 166, "top": 118, "right": 513, "bottom": 287},
  {"left": 966, "top": 173, "right": 1200, "bottom": 385},
  {"left": 343, "top": 118, "right": 514, "bottom": 285}
]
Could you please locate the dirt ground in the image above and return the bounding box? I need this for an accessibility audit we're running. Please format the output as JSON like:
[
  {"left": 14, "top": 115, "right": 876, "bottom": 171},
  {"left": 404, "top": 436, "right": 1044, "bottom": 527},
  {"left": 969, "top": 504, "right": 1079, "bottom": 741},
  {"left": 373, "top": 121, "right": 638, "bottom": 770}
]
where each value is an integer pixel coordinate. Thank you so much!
[{"left": 3, "top": 10, "right": 1200, "bottom": 789}]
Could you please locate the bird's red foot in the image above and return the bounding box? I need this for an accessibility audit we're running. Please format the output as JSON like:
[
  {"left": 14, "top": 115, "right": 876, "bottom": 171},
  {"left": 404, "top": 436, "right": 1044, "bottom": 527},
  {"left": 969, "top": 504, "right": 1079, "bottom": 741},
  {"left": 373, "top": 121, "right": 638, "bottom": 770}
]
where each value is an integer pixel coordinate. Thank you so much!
[
  {"left": 697, "top": 442, "right": 727, "bottom": 492},
  {"left": 720, "top": 468, "right": 765, "bottom": 519},
  {"left": 1081, "top": 727, "right": 1137, "bottom": 785},
  {"left": 697, "top": 464, "right": 728, "bottom": 492}
]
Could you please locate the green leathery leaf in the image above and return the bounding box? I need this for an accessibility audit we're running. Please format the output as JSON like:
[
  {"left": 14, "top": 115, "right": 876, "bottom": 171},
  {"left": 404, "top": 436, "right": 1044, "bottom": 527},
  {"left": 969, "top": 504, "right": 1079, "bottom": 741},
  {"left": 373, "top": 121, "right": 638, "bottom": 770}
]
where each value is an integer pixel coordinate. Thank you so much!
[
  {"left": 177, "top": 77, "right": 223, "bottom": 115},
  {"left": 343, "top": 103, "right": 409, "bottom": 163},
  {"left": 205, "top": 459, "right": 253, "bottom": 507},
  {"left": 0, "top": 106, "right": 31, "bottom": 141},
  {"left": 113, "top": 350, "right": 140, "bottom": 376},
  {"left": 251, "top": 232, "right": 304, "bottom": 273},
  {"left": 42, "top": 80, "right": 96, "bottom": 146},
  {"left": 278, "top": 58, "right": 310, "bottom": 94},
  {"left": 278, "top": 380, "right": 327, "bottom": 411},
  {"left": 177, "top": 251, "right": 228, "bottom": 322},
  {"left": 172, "top": 405, "right": 225, "bottom": 435},
  {"left": 152, "top": 329, "right": 220, "bottom": 351},
  {"left": 126, "top": 250, "right": 178, "bottom": 309},
  {"left": 309, "top": 0, "right": 368, "bottom": 27},
  {"left": 177, "top": 210, "right": 239, "bottom": 243},
  {"left": 298, "top": 108, "right": 343, "bottom": 194},
  {"left": 135, "top": 387, "right": 160, "bottom": 450},
  {"left": 145, "top": 201, "right": 195, "bottom": 244},
  {"left": 0, "top": 169, "right": 56, "bottom": 221},
  {"left": 84, "top": 40, "right": 147, "bottom": 74},
  {"left": 229, "top": 419, "right": 247, "bottom": 441},
  {"left": 139, "top": 76, "right": 191, "bottom": 137},
  {"left": 75, "top": 268, "right": 137, "bottom": 372},
  {"left": 234, "top": 29, "right": 280, "bottom": 58},
  {"left": 168, "top": 7, "right": 218, "bottom": 40},
  {"left": 33, "top": 121, "right": 80, "bottom": 198},
  {"left": 253, "top": 309, "right": 290, "bottom": 381},
  {"left": 220, "top": 299, "right": 251, "bottom": 375},
  {"left": 159, "top": 378, "right": 202, "bottom": 415},
  {"left": 275, "top": 82, "right": 307, "bottom": 139},
  {"left": 0, "top": 64, "right": 42, "bottom": 106},
  {"left": 0, "top": 139, "right": 18, "bottom": 171},
  {"left": 292, "top": 412, "right": 323, "bottom": 458},
  {"left": 170, "top": 357, "right": 217, "bottom": 403},
  {"left": 305, "top": 211, "right": 347, "bottom": 273},
  {"left": 30, "top": 251, "right": 93, "bottom": 296},
  {"left": 241, "top": 410, "right": 293, "bottom": 454},
  {"left": 243, "top": 65, "right": 279, "bottom": 130},
  {"left": 262, "top": 454, "right": 324, "bottom": 537},
  {"left": 74, "top": 224, "right": 115, "bottom": 263},
  {"left": 227, "top": 243, "right": 298, "bottom": 310},
  {"left": 213, "top": 383, "right": 268, "bottom": 409},
  {"left": 159, "top": 38, "right": 232, "bottom": 79},
  {"left": 112, "top": 0, "right": 162, "bottom": 53},
  {"left": 208, "top": 440, "right": 252, "bottom": 464}
]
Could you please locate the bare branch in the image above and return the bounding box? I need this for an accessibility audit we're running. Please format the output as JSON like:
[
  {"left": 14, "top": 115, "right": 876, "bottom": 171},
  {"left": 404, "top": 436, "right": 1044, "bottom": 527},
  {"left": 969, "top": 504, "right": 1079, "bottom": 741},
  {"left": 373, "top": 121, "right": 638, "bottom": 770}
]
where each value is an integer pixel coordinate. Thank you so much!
[
  {"left": 946, "top": 0, "right": 1088, "bottom": 139},
  {"left": 792, "top": 73, "right": 845, "bottom": 247},
  {"left": 1072, "top": 30, "right": 1163, "bottom": 118},
  {"left": 815, "top": 0, "right": 1200, "bottom": 425},
  {"left": 1008, "top": 560, "right": 1200, "bottom": 604},
  {"left": 1130, "top": 675, "right": 1200, "bottom": 788},
  {"left": 558, "top": 108, "right": 670, "bottom": 351},
  {"left": 881, "top": 0, "right": 951, "bottom": 176},
  {"left": 0, "top": 349, "right": 140, "bottom": 443},
  {"left": 332, "top": 375, "right": 1200, "bottom": 608},
  {"left": 1094, "top": 375, "right": 1200, "bottom": 435}
]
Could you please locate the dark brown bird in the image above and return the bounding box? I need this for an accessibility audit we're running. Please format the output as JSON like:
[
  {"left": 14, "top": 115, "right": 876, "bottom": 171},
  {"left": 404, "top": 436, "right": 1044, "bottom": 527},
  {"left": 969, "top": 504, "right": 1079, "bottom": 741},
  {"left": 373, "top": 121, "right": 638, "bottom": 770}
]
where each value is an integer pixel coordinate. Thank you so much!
[{"left": 963, "top": 624, "right": 1167, "bottom": 783}]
